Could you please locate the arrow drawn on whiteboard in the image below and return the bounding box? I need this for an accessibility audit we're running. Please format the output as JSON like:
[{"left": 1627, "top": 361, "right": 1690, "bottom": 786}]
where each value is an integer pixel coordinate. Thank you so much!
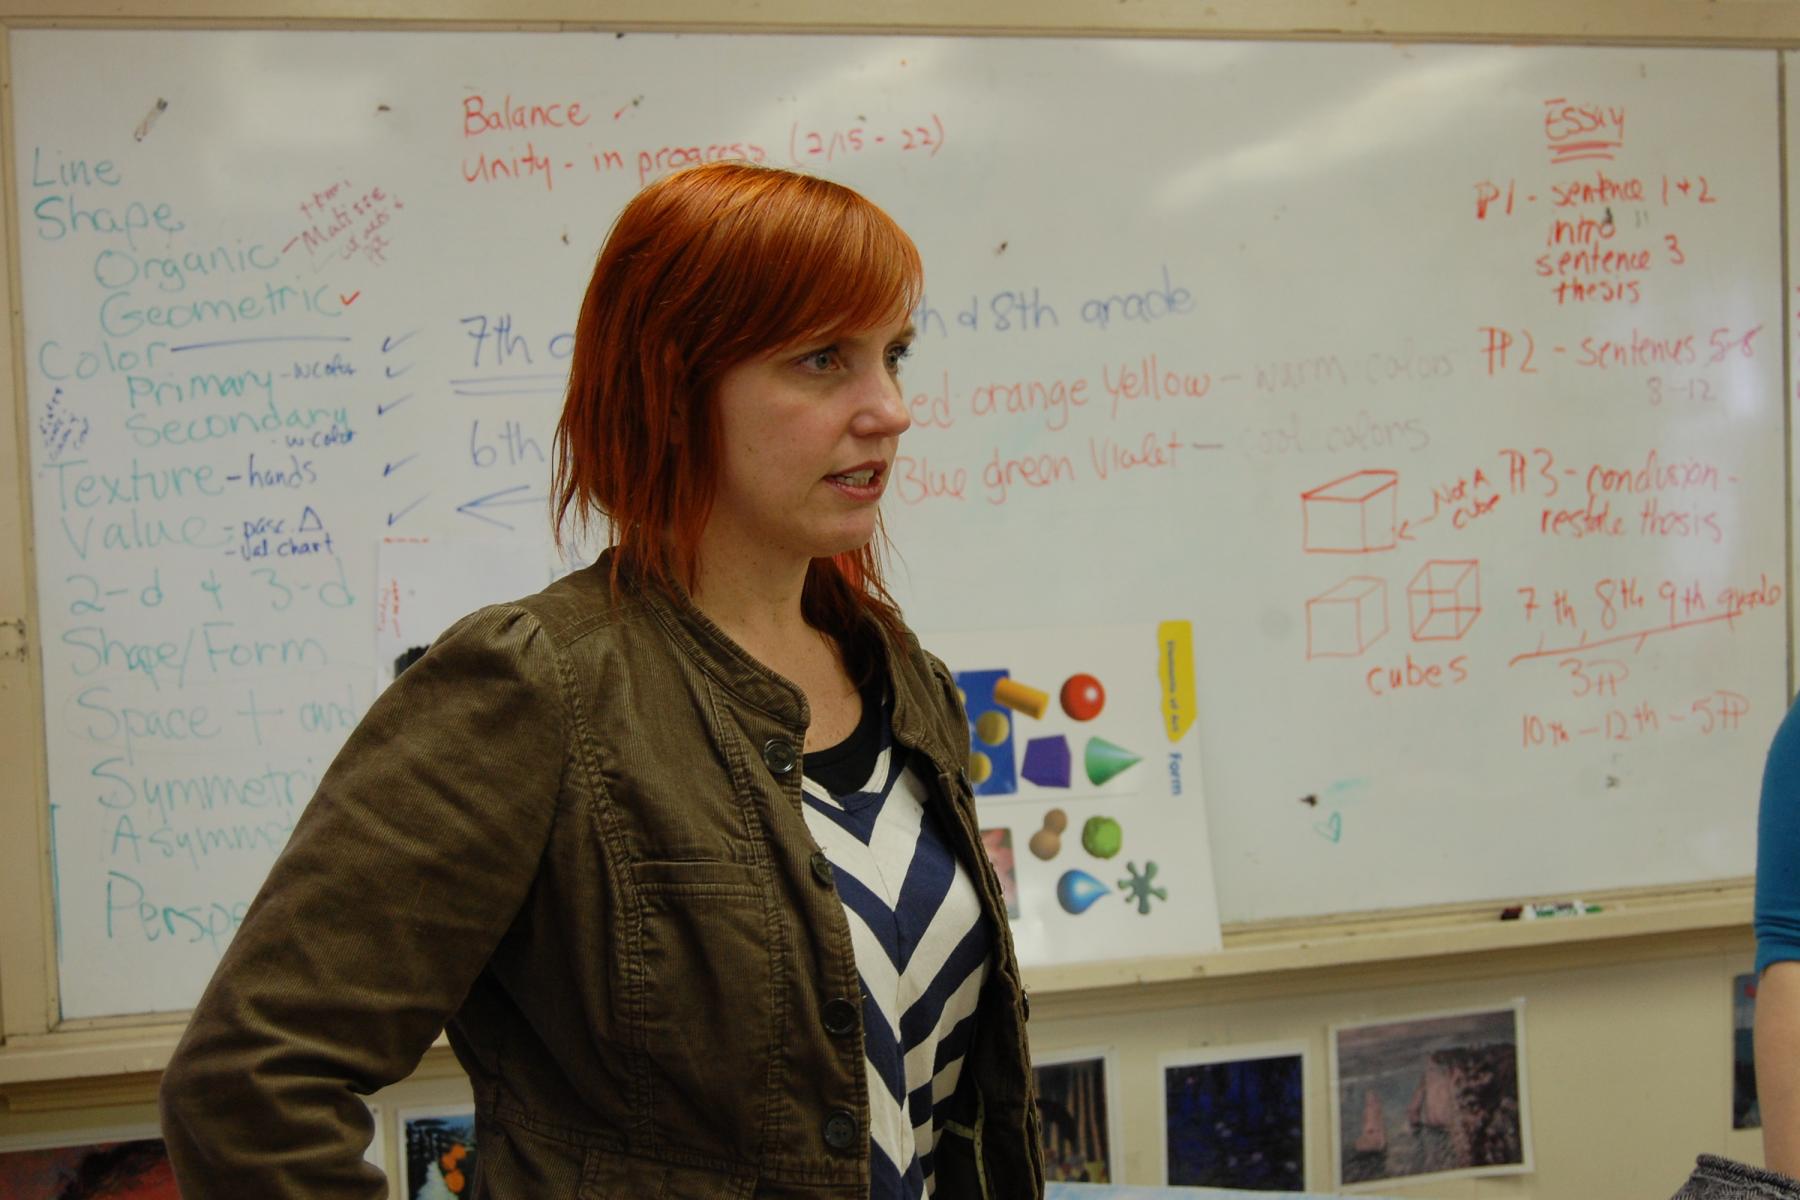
[
  {"left": 457, "top": 484, "right": 545, "bottom": 530},
  {"left": 387, "top": 495, "right": 429, "bottom": 527}
]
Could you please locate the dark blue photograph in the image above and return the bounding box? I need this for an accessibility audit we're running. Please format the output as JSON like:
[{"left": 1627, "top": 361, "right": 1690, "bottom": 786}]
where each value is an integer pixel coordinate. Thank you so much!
[{"left": 1164, "top": 1050, "right": 1306, "bottom": 1191}]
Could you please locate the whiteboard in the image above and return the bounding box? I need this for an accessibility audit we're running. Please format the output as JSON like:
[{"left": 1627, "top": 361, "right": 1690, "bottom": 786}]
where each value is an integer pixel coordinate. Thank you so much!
[{"left": 11, "top": 30, "right": 1786, "bottom": 1019}]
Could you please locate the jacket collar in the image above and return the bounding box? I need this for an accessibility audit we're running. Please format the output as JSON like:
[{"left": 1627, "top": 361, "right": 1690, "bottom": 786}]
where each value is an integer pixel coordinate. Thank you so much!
[
  {"left": 616, "top": 552, "right": 810, "bottom": 726},
  {"left": 602, "top": 550, "right": 957, "bottom": 776}
]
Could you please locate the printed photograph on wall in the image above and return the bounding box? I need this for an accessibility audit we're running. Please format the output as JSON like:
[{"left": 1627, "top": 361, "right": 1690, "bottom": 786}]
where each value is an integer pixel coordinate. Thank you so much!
[
  {"left": 1034, "top": 1049, "right": 1119, "bottom": 1183},
  {"left": 401, "top": 1106, "right": 478, "bottom": 1200},
  {"left": 1330, "top": 1003, "right": 1531, "bottom": 1189},
  {"left": 980, "top": 827, "right": 1021, "bottom": 917},
  {"left": 0, "top": 1132, "right": 176, "bottom": 1199},
  {"left": 1160, "top": 1042, "right": 1308, "bottom": 1191},
  {"left": 1736, "top": 971, "right": 1761, "bottom": 1129}
]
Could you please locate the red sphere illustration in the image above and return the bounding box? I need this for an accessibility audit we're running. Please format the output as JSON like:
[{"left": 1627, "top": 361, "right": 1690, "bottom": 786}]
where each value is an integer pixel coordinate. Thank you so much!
[{"left": 1059, "top": 673, "right": 1105, "bottom": 721}]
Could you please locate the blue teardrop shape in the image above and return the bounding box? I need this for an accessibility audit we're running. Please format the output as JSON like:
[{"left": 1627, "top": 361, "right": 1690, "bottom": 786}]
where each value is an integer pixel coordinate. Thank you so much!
[{"left": 1056, "top": 869, "right": 1110, "bottom": 915}]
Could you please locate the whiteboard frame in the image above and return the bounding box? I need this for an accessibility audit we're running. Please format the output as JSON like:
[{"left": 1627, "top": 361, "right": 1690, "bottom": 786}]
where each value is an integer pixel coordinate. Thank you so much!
[
  {"left": 0, "top": 0, "right": 1783, "bottom": 1087},
  {"left": 2, "top": 1, "right": 1800, "bottom": 44}
]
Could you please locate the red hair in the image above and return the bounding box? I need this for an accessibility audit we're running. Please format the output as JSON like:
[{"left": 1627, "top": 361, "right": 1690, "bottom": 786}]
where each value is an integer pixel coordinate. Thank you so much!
[{"left": 553, "top": 162, "right": 922, "bottom": 641}]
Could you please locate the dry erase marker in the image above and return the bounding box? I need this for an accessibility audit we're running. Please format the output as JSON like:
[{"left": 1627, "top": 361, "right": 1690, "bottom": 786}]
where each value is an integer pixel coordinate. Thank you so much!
[{"left": 1500, "top": 900, "right": 1603, "bottom": 920}]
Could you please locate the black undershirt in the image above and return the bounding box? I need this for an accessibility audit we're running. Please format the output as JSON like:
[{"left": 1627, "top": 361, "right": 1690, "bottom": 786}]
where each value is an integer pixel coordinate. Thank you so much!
[{"left": 802, "top": 671, "right": 886, "bottom": 795}]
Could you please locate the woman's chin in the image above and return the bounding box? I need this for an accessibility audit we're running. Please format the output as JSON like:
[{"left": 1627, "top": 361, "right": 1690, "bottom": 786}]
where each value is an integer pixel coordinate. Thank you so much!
[{"left": 810, "top": 524, "right": 879, "bottom": 560}]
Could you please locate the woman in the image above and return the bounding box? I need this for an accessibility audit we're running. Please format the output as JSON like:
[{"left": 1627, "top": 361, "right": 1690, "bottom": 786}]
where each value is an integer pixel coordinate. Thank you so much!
[
  {"left": 1673, "top": 699, "right": 1800, "bottom": 1200},
  {"left": 160, "top": 162, "right": 1043, "bottom": 1199},
  {"left": 1755, "top": 701, "right": 1800, "bottom": 1184}
]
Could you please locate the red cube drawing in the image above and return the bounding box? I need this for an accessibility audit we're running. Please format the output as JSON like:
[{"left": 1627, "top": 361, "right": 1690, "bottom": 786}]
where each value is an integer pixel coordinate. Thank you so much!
[
  {"left": 1302, "top": 470, "right": 1399, "bottom": 554},
  {"left": 1409, "top": 559, "right": 1481, "bottom": 641},
  {"left": 1306, "top": 576, "right": 1389, "bottom": 659}
]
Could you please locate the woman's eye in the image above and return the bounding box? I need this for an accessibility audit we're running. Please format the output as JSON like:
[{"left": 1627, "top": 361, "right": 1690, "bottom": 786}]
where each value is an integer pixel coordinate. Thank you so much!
[
  {"left": 886, "top": 343, "right": 914, "bottom": 372},
  {"left": 799, "top": 348, "right": 840, "bottom": 371}
]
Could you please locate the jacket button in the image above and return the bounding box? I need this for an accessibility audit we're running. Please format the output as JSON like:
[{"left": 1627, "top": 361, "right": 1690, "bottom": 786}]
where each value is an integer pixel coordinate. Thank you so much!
[
  {"left": 762, "top": 737, "right": 797, "bottom": 775},
  {"left": 822, "top": 1108, "right": 858, "bottom": 1152},
  {"left": 809, "top": 851, "right": 834, "bottom": 886},
  {"left": 822, "top": 997, "right": 858, "bottom": 1036}
]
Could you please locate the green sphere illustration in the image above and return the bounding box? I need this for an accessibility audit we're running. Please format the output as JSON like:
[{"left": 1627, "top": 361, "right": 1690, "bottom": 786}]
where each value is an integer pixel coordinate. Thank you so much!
[{"left": 1081, "top": 815, "right": 1123, "bottom": 859}]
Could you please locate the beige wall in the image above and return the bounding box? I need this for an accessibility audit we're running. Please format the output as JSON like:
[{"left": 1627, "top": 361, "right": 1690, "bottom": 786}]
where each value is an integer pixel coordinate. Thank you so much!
[
  {"left": 1031, "top": 934, "right": 1762, "bottom": 1197},
  {"left": 0, "top": 925, "right": 1766, "bottom": 1198},
  {"left": 2, "top": 3, "right": 1796, "bottom": 1196}
]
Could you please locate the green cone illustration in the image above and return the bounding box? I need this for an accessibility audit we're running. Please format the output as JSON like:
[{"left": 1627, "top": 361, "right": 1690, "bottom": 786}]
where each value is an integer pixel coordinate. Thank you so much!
[{"left": 1084, "top": 737, "right": 1141, "bottom": 786}]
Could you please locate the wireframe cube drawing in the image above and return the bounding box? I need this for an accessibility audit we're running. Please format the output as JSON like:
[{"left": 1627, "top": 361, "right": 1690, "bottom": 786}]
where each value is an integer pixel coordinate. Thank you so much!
[
  {"left": 1306, "top": 576, "right": 1388, "bottom": 659},
  {"left": 1301, "top": 470, "right": 1399, "bottom": 553},
  {"left": 1408, "top": 559, "right": 1481, "bottom": 641}
]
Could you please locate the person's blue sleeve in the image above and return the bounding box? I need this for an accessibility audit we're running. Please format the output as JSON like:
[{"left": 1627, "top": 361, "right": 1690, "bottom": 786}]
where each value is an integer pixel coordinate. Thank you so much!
[{"left": 1756, "top": 700, "right": 1800, "bottom": 976}]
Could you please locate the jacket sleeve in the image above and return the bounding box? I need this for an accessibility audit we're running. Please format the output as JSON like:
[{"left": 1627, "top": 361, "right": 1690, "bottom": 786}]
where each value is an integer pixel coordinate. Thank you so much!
[{"left": 159, "top": 605, "right": 568, "bottom": 1198}]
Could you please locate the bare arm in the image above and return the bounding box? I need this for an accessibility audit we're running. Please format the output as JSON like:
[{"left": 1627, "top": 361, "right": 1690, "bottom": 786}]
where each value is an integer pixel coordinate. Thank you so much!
[
  {"left": 1758, "top": 702, "right": 1800, "bottom": 1178},
  {"left": 1760, "top": 963, "right": 1800, "bottom": 1177}
]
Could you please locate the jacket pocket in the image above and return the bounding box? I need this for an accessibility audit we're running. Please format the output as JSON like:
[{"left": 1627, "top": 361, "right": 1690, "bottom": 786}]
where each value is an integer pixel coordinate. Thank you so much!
[
  {"left": 469, "top": 1118, "right": 585, "bottom": 1195},
  {"left": 578, "top": 1144, "right": 756, "bottom": 1198},
  {"left": 631, "top": 861, "right": 774, "bottom": 1164}
]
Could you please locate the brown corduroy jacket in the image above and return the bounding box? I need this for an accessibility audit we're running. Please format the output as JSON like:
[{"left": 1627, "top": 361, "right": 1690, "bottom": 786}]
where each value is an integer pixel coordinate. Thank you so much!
[{"left": 159, "top": 554, "right": 1042, "bottom": 1198}]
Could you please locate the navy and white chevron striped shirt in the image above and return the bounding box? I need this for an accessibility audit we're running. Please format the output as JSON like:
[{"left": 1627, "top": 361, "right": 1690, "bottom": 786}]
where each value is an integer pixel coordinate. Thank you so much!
[{"left": 802, "top": 682, "right": 992, "bottom": 1199}]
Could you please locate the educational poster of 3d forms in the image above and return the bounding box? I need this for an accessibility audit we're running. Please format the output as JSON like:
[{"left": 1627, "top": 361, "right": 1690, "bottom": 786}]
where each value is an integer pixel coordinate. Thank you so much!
[{"left": 927, "top": 620, "right": 1220, "bottom": 967}]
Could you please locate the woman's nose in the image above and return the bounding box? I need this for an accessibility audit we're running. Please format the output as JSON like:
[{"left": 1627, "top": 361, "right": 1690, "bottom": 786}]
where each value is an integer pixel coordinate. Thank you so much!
[{"left": 855, "top": 368, "right": 913, "bottom": 437}]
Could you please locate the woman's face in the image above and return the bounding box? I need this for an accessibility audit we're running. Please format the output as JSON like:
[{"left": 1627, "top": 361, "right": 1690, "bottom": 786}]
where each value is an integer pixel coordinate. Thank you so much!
[{"left": 702, "top": 315, "right": 915, "bottom": 572}]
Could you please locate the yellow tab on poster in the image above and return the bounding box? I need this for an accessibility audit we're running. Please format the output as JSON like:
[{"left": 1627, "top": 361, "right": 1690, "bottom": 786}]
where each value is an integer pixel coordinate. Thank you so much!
[{"left": 1157, "top": 619, "right": 1196, "bottom": 742}]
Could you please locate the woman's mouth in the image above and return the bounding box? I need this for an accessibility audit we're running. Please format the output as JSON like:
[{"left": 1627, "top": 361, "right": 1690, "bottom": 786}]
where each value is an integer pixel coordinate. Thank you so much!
[{"left": 826, "top": 463, "right": 885, "bottom": 496}]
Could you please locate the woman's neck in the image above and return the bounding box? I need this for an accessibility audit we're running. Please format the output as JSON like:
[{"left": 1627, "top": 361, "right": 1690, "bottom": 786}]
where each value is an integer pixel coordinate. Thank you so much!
[
  {"left": 687, "top": 544, "right": 864, "bottom": 746},
  {"left": 689, "top": 550, "right": 818, "bottom": 667}
]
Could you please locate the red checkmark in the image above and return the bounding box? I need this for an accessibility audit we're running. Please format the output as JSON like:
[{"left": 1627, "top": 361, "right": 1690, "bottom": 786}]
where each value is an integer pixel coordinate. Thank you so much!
[{"left": 340, "top": 290, "right": 361, "bottom": 306}]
